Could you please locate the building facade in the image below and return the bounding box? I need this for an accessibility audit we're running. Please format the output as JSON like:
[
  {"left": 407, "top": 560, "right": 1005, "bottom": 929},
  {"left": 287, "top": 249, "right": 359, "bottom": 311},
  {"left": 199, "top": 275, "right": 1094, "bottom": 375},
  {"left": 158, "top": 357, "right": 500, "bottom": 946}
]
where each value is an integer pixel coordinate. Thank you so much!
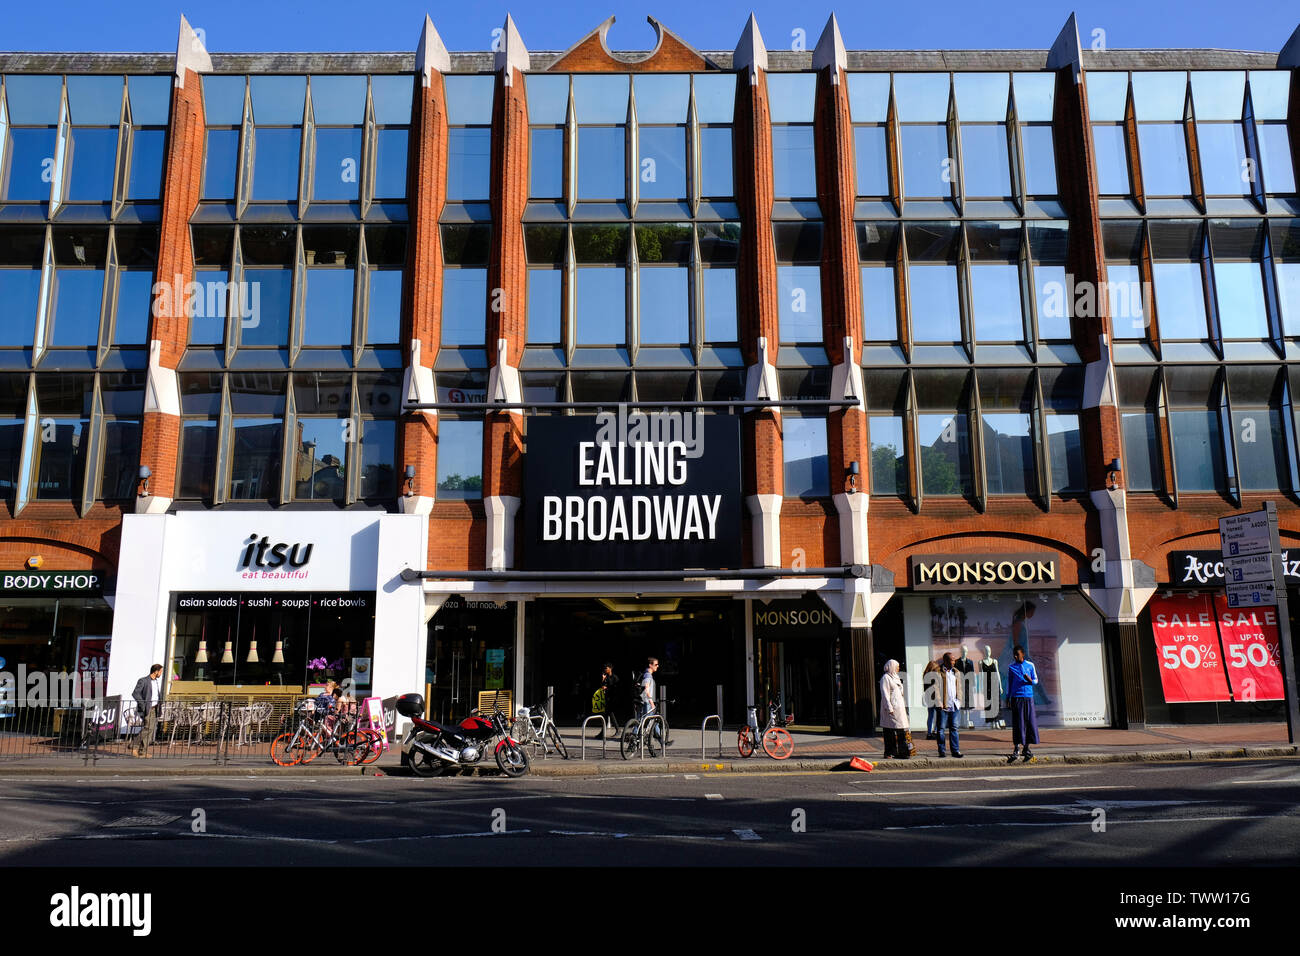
[{"left": 1, "top": 14, "right": 1298, "bottom": 733}]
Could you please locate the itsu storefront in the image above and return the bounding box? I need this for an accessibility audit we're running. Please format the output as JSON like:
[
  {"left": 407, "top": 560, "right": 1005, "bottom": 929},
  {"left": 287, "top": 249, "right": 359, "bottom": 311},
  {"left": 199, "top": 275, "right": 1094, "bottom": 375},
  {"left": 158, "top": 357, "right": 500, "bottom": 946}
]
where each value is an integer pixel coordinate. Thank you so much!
[{"left": 105, "top": 512, "right": 427, "bottom": 702}]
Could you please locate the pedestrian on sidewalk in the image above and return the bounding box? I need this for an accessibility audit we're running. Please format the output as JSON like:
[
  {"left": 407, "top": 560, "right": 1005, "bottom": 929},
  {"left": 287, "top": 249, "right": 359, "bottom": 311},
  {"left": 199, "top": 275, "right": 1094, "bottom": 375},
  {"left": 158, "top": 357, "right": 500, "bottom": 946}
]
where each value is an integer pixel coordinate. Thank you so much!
[
  {"left": 131, "top": 664, "right": 164, "bottom": 757},
  {"left": 1006, "top": 645, "right": 1040, "bottom": 763},
  {"left": 879, "top": 660, "right": 910, "bottom": 759},
  {"left": 935, "top": 653, "right": 963, "bottom": 758},
  {"left": 922, "top": 659, "right": 940, "bottom": 739}
]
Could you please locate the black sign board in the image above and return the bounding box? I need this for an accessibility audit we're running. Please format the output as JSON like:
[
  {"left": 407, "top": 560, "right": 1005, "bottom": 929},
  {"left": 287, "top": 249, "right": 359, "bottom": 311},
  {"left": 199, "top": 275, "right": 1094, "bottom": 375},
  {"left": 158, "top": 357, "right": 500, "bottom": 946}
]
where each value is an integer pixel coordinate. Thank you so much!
[
  {"left": 910, "top": 553, "right": 1061, "bottom": 590},
  {"left": 2, "top": 570, "right": 104, "bottom": 596},
  {"left": 173, "top": 593, "right": 371, "bottom": 612},
  {"left": 752, "top": 597, "right": 840, "bottom": 638},
  {"left": 523, "top": 412, "right": 743, "bottom": 571},
  {"left": 1169, "top": 549, "right": 1300, "bottom": 587}
]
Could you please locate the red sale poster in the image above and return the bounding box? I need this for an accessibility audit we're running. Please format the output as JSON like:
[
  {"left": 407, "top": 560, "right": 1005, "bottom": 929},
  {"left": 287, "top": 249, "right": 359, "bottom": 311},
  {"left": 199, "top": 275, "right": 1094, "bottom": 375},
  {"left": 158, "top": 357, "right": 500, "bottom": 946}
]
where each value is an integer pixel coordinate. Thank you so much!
[
  {"left": 1212, "top": 597, "right": 1285, "bottom": 701},
  {"left": 1148, "top": 594, "right": 1232, "bottom": 703}
]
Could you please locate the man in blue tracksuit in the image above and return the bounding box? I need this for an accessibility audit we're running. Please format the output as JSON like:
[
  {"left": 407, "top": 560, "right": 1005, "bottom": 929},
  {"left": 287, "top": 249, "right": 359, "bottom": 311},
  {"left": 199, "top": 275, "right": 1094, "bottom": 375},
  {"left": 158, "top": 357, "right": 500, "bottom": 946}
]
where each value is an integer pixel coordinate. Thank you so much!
[{"left": 1006, "top": 645, "right": 1039, "bottom": 763}]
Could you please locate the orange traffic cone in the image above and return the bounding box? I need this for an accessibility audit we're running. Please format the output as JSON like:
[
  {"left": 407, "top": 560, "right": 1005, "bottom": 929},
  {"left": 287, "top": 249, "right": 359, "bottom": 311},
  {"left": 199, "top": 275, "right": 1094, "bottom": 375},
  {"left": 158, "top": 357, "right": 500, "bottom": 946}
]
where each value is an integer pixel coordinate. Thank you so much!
[{"left": 849, "top": 756, "right": 875, "bottom": 772}]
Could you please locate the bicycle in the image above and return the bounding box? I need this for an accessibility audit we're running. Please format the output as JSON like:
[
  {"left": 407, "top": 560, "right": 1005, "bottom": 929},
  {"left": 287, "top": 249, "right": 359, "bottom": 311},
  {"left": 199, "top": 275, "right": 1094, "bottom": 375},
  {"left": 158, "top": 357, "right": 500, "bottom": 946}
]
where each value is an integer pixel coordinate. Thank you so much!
[
  {"left": 271, "top": 701, "right": 381, "bottom": 766},
  {"left": 512, "top": 705, "right": 569, "bottom": 759},
  {"left": 620, "top": 711, "right": 666, "bottom": 760},
  {"left": 738, "top": 697, "right": 795, "bottom": 760}
]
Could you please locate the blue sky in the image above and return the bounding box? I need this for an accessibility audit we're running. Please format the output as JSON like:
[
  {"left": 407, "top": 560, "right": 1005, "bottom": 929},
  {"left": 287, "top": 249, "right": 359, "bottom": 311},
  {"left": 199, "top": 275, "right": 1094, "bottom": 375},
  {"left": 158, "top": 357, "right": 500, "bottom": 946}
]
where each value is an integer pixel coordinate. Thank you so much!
[{"left": 1, "top": 0, "right": 1295, "bottom": 54}]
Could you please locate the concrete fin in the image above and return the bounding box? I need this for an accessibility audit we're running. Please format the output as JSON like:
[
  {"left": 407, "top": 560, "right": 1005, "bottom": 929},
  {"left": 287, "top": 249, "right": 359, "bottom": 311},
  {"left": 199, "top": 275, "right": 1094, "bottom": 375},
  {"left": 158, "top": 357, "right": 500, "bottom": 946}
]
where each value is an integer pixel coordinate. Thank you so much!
[
  {"left": 415, "top": 15, "right": 451, "bottom": 86},
  {"left": 175, "top": 15, "right": 213, "bottom": 88},
  {"left": 734, "top": 14, "right": 768, "bottom": 81},
  {"left": 495, "top": 13, "right": 531, "bottom": 81},
  {"left": 1280, "top": 23, "right": 1300, "bottom": 67},
  {"left": 812, "top": 14, "right": 847, "bottom": 77},
  {"left": 1046, "top": 13, "right": 1083, "bottom": 80}
]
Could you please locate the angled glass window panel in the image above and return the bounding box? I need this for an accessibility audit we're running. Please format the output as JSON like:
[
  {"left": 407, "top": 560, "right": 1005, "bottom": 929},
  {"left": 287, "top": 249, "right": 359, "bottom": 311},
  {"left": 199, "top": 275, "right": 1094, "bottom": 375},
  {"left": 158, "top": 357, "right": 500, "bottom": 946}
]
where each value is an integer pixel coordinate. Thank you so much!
[
  {"left": 1170, "top": 409, "right": 1225, "bottom": 492},
  {"left": 918, "top": 412, "right": 972, "bottom": 496},
  {"left": 1021, "top": 125, "right": 1058, "bottom": 194},
  {"left": 1046, "top": 413, "right": 1085, "bottom": 492},
  {"left": 894, "top": 73, "right": 949, "bottom": 122},
  {"left": 303, "top": 269, "right": 355, "bottom": 346},
  {"left": 447, "top": 127, "right": 491, "bottom": 200},
  {"left": 869, "top": 414, "right": 907, "bottom": 496},
  {"left": 854, "top": 126, "right": 889, "bottom": 196},
  {"left": 35, "top": 417, "right": 88, "bottom": 499},
  {"left": 1249, "top": 71, "right": 1290, "bottom": 121},
  {"left": 3, "top": 128, "right": 58, "bottom": 200},
  {"left": 179, "top": 372, "right": 223, "bottom": 414},
  {"left": 250, "top": 76, "right": 305, "bottom": 125},
  {"left": 293, "top": 371, "right": 351, "bottom": 414},
  {"left": 766, "top": 73, "right": 816, "bottom": 123},
  {"left": 572, "top": 74, "right": 628, "bottom": 124},
  {"left": 572, "top": 224, "right": 628, "bottom": 263},
  {"left": 293, "top": 418, "right": 347, "bottom": 500},
  {"left": 982, "top": 412, "right": 1033, "bottom": 495},
  {"left": 311, "top": 127, "right": 362, "bottom": 201},
  {"left": 360, "top": 417, "right": 396, "bottom": 498},
  {"left": 201, "top": 76, "right": 245, "bottom": 125},
  {"left": 575, "top": 267, "right": 625, "bottom": 345},
  {"left": 440, "top": 268, "right": 487, "bottom": 347},
  {"left": 0, "top": 268, "right": 41, "bottom": 346},
  {"left": 370, "top": 75, "right": 414, "bottom": 125},
  {"left": 127, "top": 127, "right": 165, "bottom": 199},
  {"left": 1190, "top": 71, "right": 1244, "bottom": 121},
  {"left": 436, "top": 418, "right": 483, "bottom": 499},
  {"left": 1257, "top": 123, "right": 1296, "bottom": 194},
  {"left": 65, "top": 128, "right": 119, "bottom": 201},
  {"left": 1232, "top": 407, "right": 1288, "bottom": 491},
  {"left": 251, "top": 127, "right": 301, "bottom": 201},
  {"left": 50, "top": 270, "right": 104, "bottom": 346},
  {"left": 771, "top": 125, "right": 816, "bottom": 198},
  {"left": 778, "top": 265, "right": 822, "bottom": 343},
  {"left": 1214, "top": 261, "right": 1269, "bottom": 339},
  {"left": 783, "top": 415, "right": 829, "bottom": 497},
  {"left": 954, "top": 73, "right": 1009, "bottom": 122},
  {"left": 1106, "top": 263, "right": 1145, "bottom": 338},
  {"left": 526, "top": 269, "right": 562, "bottom": 344},
  {"left": 0, "top": 416, "right": 21, "bottom": 495},
  {"left": 633, "top": 74, "right": 688, "bottom": 124},
  {"left": 1131, "top": 72, "right": 1186, "bottom": 121},
  {"left": 441, "top": 223, "right": 490, "bottom": 264},
  {"left": 638, "top": 267, "right": 688, "bottom": 345},
  {"left": 1279, "top": 262, "right": 1300, "bottom": 336},
  {"left": 529, "top": 127, "right": 564, "bottom": 198},
  {"left": 177, "top": 420, "right": 217, "bottom": 498},
  {"left": 1137, "top": 124, "right": 1190, "bottom": 195},
  {"left": 576, "top": 126, "right": 625, "bottom": 201},
  {"left": 702, "top": 267, "right": 737, "bottom": 342},
  {"left": 524, "top": 224, "right": 566, "bottom": 264},
  {"left": 374, "top": 127, "right": 409, "bottom": 199},
  {"left": 635, "top": 222, "right": 691, "bottom": 264},
  {"left": 698, "top": 222, "right": 740, "bottom": 262},
  {"left": 444, "top": 75, "right": 496, "bottom": 125},
  {"left": 366, "top": 269, "right": 402, "bottom": 345},
  {"left": 66, "top": 76, "right": 122, "bottom": 124},
  {"left": 637, "top": 125, "right": 686, "bottom": 200},
  {"left": 971, "top": 263, "right": 1023, "bottom": 342},
  {"left": 239, "top": 267, "right": 292, "bottom": 347},
  {"left": 907, "top": 263, "right": 961, "bottom": 342},
  {"left": 190, "top": 270, "right": 229, "bottom": 345},
  {"left": 1152, "top": 261, "right": 1208, "bottom": 339},
  {"left": 228, "top": 418, "right": 283, "bottom": 500},
  {"left": 308, "top": 75, "right": 366, "bottom": 124},
  {"left": 1033, "top": 265, "right": 1071, "bottom": 340},
  {"left": 901, "top": 124, "right": 950, "bottom": 197},
  {"left": 5, "top": 75, "right": 63, "bottom": 124},
  {"left": 1092, "top": 125, "right": 1130, "bottom": 194},
  {"left": 960, "top": 124, "right": 1011, "bottom": 197},
  {"left": 847, "top": 74, "right": 889, "bottom": 123},
  {"left": 113, "top": 270, "right": 153, "bottom": 345},
  {"left": 699, "top": 126, "right": 734, "bottom": 197},
  {"left": 526, "top": 74, "right": 570, "bottom": 125},
  {"left": 99, "top": 418, "right": 141, "bottom": 500},
  {"left": 1121, "top": 410, "right": 1160, "bottom": 490},
  {"left": 693, "top": 73, "right": 736, "bottom": 124},
  {"left": 861, "top": 266, "right": 897, "bottom": 341},
  {"left": 1012, "top": 73, "right": 1056, "bottom": 122},
  {"left": 202, "top": 128, "right": 240, "bottom": 200}
]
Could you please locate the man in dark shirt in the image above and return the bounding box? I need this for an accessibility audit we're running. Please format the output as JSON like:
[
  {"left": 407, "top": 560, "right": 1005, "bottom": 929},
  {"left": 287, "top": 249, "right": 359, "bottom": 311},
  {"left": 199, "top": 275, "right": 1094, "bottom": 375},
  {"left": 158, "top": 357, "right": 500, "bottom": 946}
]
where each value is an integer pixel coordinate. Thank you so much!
[{"left": 595, "top": 663, "right": 620, "bottom": 738}]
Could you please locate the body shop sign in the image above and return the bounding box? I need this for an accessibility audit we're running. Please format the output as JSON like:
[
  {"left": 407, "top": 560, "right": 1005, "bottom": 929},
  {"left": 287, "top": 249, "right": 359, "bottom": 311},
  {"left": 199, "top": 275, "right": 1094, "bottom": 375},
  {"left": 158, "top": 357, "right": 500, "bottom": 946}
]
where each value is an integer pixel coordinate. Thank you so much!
[{"left": 523, "top": 410, "right": 742, "bottom": 571}]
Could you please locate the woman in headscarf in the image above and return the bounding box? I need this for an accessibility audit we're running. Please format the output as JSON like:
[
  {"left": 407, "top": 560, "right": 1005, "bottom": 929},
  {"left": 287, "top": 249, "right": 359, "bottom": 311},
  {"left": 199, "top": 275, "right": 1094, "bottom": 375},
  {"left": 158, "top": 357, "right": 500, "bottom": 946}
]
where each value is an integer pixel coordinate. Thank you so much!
[{"left": 880, "top": 660, "right": 910, "bottom": 759}]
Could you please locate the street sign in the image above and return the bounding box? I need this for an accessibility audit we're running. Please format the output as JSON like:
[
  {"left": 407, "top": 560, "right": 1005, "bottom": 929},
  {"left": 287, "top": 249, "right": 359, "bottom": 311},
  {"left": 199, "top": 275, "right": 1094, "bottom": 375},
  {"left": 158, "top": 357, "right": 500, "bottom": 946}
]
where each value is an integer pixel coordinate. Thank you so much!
[
  {"left": 1222, "top": 552, "right": 1276, "bottom": 585},
  {"left": 1225, "top": 580, "right": 1278, "bottom": 608},
  {"left": 1219, "top": 511, "right": 1272, "bottom": 557}
]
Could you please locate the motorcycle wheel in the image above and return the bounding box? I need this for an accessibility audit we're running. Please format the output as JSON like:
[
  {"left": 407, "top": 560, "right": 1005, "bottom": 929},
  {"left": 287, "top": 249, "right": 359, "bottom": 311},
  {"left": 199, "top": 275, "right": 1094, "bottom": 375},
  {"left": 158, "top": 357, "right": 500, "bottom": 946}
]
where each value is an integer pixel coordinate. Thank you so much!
[
  {"left": 546, "top": 723, "right": 569, "bottom": 759},
  {"left": 409, "top": 746, "right": 446, "bottom": 778},
  {"left": 495, "top": 741, "right": 530, "bottom": 777}
]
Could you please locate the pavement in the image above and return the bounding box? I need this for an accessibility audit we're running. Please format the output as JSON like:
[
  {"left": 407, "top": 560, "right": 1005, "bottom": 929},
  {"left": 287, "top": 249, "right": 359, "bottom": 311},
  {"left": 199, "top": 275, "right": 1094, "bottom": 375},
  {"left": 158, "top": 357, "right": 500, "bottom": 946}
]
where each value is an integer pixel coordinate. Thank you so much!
[{"left": 0, "top": 720, "right": 1294, "bottom": 776}]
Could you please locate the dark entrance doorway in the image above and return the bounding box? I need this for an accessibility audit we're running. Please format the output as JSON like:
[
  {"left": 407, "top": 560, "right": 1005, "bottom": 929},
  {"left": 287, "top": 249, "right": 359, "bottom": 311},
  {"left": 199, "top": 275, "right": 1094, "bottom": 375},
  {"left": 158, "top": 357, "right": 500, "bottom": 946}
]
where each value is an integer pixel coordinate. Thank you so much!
[
  {"left": 751, "top": 595, "right": 843, "bottom": 732},
  {"left": 425, "top": 597, "right": 515, "bottom": 724}
]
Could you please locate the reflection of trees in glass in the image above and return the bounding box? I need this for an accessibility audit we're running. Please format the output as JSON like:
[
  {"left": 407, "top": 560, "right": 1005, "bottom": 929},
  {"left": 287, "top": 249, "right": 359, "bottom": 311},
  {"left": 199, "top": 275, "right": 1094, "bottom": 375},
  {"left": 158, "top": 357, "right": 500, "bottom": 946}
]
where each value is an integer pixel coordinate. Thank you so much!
[
  {"left": 572, "top": 225, "right": 630, "bottom": 262},
  {"left": 438, "top": 473, "right": 483, "bottom": 492},
  {"left": 635, "top": 223, "right": 692, "bottom": 263},
  {"left": 920, "top": 443, "right": 961, "bottom": 494},
  {"left": 871, "top": 442, "right": 906, "bottom": 494}
]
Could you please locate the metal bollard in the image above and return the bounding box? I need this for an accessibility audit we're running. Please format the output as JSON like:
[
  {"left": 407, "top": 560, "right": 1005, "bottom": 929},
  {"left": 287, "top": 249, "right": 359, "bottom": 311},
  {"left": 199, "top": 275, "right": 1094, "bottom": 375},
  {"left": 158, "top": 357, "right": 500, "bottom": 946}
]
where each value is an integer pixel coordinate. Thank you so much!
[
  {"left": 701, "top": 715, "right": 723, "bottom": 760},
  {"left": 580, "top": 714, "right": 607, "bottom": 760}
]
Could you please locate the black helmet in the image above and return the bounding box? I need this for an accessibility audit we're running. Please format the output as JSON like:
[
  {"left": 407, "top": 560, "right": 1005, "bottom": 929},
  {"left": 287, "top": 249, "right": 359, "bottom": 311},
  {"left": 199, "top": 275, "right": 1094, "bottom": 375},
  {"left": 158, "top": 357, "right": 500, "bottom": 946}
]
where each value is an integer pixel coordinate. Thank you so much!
[{"left": 395, "top": 693, "right": 425, "bottom": 718}]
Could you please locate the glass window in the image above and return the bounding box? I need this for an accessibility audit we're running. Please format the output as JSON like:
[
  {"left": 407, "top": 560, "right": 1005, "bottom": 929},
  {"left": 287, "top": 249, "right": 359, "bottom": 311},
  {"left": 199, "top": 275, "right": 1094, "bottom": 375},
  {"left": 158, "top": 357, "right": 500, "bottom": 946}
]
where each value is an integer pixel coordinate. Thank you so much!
[
  {"left": 201, "top": 75, "right": 245, "bottom": 125},
  {"left": 527, "top": 269, "right": 562, "bottom": 344},
  {"left": 35, "top": 418, "right": 89, "bottom": 500},
  {"left": 312, "top": 127, "right": 362, "bottom": 201},
  {"left": 767, "top": 74, "right": 816, "bottom": 124},
  {"left": 0, "top": 268, "right": 42, "bottom": 347},
  {"left": 970, "top": 263, "right": 1024, "bottom": 342},
  {"left": 1197, "top": 123, "right": 1248, "bottom": 195},
  {"left": 572, "top": 75, "right": 628, "bottom": 124},
  {"left": 1214, "top": 261, "right": 1269, "bottom": 339},
  {"left": 1046, "top": 414, "right": 1085, "bottom": 492},
  {"left": 366, "top": 269, "right": 402, "bottom": 345},
  {"left": 530, "top": 127, "right": 564, "bottom": 198},
  {"left": 374, "top": 128, "right": 409, "bottom": 199},
  {"left": 252, "top": 128, "right": 301, "bottom": 201},
  {"left": 854, "top": 126, "right": 889, "bottom": 196},
  {"left": 239, "top": 268, "right": 292, "bottom": 347},
  {"left": 771, "top": 126, "right": 816, "bottom": 198},
  {"left": 1021, "top": 126, "right": 1058, "bottom": 194},
  {"left": 861, "top": 266, "right": 897, "bottom": 341},
  {"left": 703, "top": 268, "right": 737, "bottom": 342},
  {"left": 303, "top": 269, "right": 355, "bottom": 346},
  {"left": 202, "top": 129, "right": 240, "bottom": 200},
  {"left": 5, "top": 75, "right": 64, "bottom": 125},
  {"left": 191, "top": 270, "right": 229, "bottom": 345},
  {"left": 1033, "top": 264, "right": 1070, "bottom": 340},
  {"left": 65, "top": 128, "right": 118, "bottom": 201},
  {"left": 1121, "top": 410, "right": 1161, "bottom": 491},
  {"left": 127, "top": 128, "right": 166, "bottom": 200},
  {"left": 447, "top": 128, "right": 491, "bottom": 201},
  {"left": 638, "top": 267, "right": 688, "bottom": 344},
  {"left": 1257, "top": 123, "right": 1296, "bottom": 194},
  {"left": 0, "top": 378, "right": 25, "bottom": 496},
  {"left": 637, "top": 126, "right": 686, "bottom": 201},
  {"left": 575, "top": 268, "right": 625, "bottom": 345},
  {"left": 1232, "top": 407, "right": 1289, "bottom": 491},
  {"left": 783, "top": 416, "right": 828, "bottom": 498},
  {"left": 441, "top": 269, "right": 486, "bottom": 347},
  {"left": 960, "top": 125, "right": 1011, "bottom": 197},
  {"left": 901, "top": 125, "right": 949, "bottom": 197},
  {"left": 1137, "top": 124, "right": 1191, "bottom": 196},
  {"left": 100, "top": 418, "right": 141, "bottom": 500},
  {"left": 309, "top": 75, "right": 367, "bottom": 125},
  {"left": 577, "top": 127, "right": 625, "bottom": 201},
  {"left": 371, "top": 75, "right": 414, "bottom": 125},
  {"left": 360, "top": 418, "right": 396, "bottom": 498},
  {"left": 1170, "top": 409, "right": 1226, "bottom": 492},
  {"left": 1107, "top": 263, "right": 1145, "bottom": 337},
  {"left": 894, "top": 74, "right": 949, "bottom": 122},
  {"left": 294, "top": 418, "right": 346, "bottom": 500},
  {"left": 250, "top": 76, "right": 305, "bottom": 125},
  {"left": 228, "top": 418, "right": 282, "bottom": 499},
  {"left": 526, "top": 74, "right": 569, "bottom": 125},
  {"left": 178, "top": 420, "right": 218, "bottom": 498},
  {"left": 444, "top": 75, "right": 496, "bottom": 125},
  {"left": 778, "top": 265, "right": 822, "bottom": 343},
  {"left": 1279, "top": 261, "right": 1300, "bottom": 337},
  {"left": 4, "top": 128, "right": 58, "bottom": 200},
  {"left": 1152, "top": 262, "right": 1207, "bottom": 339},
  {"left": 699, "top": 126, "right": 733, "bottom": 197},
  {"left": 983, "top": 412, "right": 1034, "bottom": 494},
  {"left": 908, "top": 263, "right": 961, "bottom": 342},
  {"left": 437, "top": 418, "right": 483, "bottom": 499},
  {"left": 1092, "top": 126, "right": 1130, "bottom": 194},
  {"left": 50, "top": 270, "right": 105, "bottom": 347},
  {"left": 918, "top": 412, "right": 972, "bottom": 496},
  {"left": 869, "top": 414, "right": 907, "bottom": 496},
  {"left": 693, "top": 74, "right": 736, "bottom": 124},
  {"left": 113, "top": 270, "right": 154, "bottom": 345},
  {"left": 848, "top": 74, "right": 890, "bottom": 123}
]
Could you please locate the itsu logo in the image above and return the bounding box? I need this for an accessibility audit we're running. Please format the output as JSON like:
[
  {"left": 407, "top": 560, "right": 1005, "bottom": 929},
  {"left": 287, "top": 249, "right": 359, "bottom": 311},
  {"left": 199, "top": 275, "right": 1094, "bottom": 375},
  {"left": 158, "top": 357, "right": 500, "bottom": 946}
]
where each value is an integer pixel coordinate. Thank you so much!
[{"left": 239, "top": 533, "right": 314, "bottom": 570}]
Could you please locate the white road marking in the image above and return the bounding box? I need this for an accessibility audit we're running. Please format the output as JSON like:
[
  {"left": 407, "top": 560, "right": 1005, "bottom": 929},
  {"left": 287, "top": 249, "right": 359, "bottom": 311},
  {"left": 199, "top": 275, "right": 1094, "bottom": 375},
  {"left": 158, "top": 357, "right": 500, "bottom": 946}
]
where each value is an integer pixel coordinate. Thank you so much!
[
  {"left": 850, "top": 773, "right": 1089, "bottom": 784},
  {"left": 883, "top": 813, "right": 1293, "bottom": 830},
  {"left": 685, "top": 774, "right": 699, "bottom": 779},
  {"left": 1224, "top": 778, "right": 1300, "bottom": 786},
  {"left": 353, "top": 829, "right": 531, "bottom": 843},
  {"left": 705, "top": 793, "right": 724, "bottom": 800},
  {"left": 890, "top": 799, "right": 1197, "bottom": 813},
  {"left": 839, "top": 785, "right": 1125, "bottom": 797},
  {"left": 732, "top": 828, "right": 762, "bottom": 841}
]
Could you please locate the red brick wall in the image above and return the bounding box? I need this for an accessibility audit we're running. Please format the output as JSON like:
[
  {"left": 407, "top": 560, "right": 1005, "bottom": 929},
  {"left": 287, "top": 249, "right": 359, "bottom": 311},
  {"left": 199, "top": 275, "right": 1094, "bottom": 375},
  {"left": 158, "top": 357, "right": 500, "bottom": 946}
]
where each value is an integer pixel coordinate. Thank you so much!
[{"left": 546, "top": 24, "right": 708, "bottom": 73}]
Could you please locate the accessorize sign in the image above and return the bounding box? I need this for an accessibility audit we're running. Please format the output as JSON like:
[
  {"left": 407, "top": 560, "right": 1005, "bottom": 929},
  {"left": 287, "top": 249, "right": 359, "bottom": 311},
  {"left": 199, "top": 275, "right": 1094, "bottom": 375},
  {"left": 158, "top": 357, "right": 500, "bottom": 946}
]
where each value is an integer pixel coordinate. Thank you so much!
[
  {"left": 1168, "top": 550, "right": 1300, "bottom": 586},
  {"left": 523, "top": 411, "right": 742, "bottom": 571},
  {"left": 909, "top": 553, "right": 1060, "bottom": 590},
  {"left": 1148, "top": 593, "right": 1231, "bottom": 703}
]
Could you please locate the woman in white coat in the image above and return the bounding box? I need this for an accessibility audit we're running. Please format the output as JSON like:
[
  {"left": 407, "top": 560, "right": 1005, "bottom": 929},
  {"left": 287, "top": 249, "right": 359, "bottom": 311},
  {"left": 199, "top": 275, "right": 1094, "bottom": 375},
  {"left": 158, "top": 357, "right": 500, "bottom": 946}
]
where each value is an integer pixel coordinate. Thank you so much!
[{"left": 880, "top": 659, "right": 911, "bottom": 759}]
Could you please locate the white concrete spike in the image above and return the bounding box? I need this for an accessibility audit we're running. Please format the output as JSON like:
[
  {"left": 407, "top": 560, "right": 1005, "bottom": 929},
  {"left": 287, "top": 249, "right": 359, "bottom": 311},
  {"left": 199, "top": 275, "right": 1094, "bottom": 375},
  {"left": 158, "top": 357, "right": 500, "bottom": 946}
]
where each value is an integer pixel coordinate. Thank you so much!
[{"left": 415, "top": 15, "right": 451, "bottom": 87}]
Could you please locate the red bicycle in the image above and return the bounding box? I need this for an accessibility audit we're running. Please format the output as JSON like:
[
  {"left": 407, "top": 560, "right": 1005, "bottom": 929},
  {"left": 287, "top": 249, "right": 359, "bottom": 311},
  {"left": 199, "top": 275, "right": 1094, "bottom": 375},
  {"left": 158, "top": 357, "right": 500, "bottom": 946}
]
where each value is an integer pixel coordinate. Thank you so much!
[{"left": 738, "top": 697, "right": 795, "bottom": 760}]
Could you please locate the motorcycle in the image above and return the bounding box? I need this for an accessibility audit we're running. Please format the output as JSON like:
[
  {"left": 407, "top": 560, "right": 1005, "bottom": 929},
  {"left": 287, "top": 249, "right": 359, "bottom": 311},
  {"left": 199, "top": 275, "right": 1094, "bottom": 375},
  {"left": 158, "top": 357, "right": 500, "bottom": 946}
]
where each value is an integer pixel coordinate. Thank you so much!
[{"left": 396, "top": 693, "right": 530, "bottom": 778}]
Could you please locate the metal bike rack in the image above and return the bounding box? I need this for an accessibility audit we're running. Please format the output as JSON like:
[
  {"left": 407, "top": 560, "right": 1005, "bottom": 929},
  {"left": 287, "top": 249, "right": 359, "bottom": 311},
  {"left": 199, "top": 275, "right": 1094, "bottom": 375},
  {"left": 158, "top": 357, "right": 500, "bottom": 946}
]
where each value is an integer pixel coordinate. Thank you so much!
[
  {"left": 638, "top": 714, "right": 665, "bottom": 759},
  {"left": 580, "top": 714, "right": 608, "bottom": 759},
  {"left": 700, "top": 715, "right": 723, "bottom": 760}
]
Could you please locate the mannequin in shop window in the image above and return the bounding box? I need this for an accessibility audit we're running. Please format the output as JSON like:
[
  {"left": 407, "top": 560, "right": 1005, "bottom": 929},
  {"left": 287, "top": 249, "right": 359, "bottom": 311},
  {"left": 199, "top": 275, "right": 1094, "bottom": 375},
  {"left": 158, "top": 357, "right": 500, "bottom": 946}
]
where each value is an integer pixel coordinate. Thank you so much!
[
  {"left": 958, "top": 645, "right": 976, "bottom": 728},
  {"left": 982, "top": 644, "right": 1004, "bottom": 729}
]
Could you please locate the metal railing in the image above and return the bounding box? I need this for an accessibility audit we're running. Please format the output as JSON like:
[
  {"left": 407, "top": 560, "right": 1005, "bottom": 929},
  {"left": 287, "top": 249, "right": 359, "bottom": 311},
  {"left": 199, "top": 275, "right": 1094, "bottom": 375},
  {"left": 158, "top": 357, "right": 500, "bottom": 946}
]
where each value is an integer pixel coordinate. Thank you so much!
[{"left": 700, "top": 715, "right": 724, "bottom": 760}]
